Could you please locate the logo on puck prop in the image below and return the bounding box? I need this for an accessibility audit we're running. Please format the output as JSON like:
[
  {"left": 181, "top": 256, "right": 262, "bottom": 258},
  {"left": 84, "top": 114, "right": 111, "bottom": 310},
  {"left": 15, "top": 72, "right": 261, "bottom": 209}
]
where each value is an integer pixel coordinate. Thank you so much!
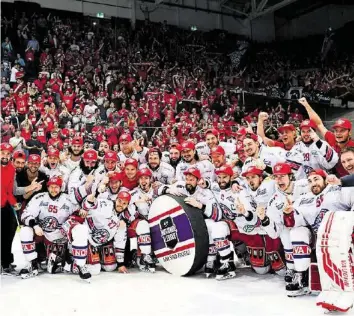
[{"left": 148, "top": 195, "right": 208, "bottom": 276}]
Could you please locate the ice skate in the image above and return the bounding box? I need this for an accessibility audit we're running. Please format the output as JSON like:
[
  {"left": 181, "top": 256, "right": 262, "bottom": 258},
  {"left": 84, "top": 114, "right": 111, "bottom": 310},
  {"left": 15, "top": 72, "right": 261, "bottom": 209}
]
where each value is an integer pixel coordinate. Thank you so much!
[
  {"left": 204, "top": 261, "right": 215, "bottom": 278},
  {"left": 19, "top": 259, "right": 39, "bottom": 279},
  {"left": 286, "top": 271, "right": 310, "bottom": 297},
  {"left": 284, "top": 269, "right": 295, "bottom": 284},
  {"left": 216, "top": 261, "right": 236, "bottom": 281},
  {"left": 47, "top": 253, "right": 64, "bottom": 274},
  {"left": 1, "top": 264, "right": 18, "bottom": 276},
  {"left": 139, "top": 254, "right": 156, "bottom": 273},
  {"left": 78, "top": 264, "right": 91, "bottom": 282}
]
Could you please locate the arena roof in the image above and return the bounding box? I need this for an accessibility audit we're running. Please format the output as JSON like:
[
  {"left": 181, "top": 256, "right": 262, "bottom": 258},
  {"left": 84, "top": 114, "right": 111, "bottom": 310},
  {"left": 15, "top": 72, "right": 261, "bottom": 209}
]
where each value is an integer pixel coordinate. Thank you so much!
[{"left": 152, "top": 0, "right": 354, "bottom": 20}]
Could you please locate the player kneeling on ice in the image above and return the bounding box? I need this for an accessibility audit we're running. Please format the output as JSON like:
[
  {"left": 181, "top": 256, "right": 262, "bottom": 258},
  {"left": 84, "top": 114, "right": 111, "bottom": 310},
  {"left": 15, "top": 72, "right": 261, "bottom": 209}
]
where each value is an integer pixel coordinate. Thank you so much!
[
  {"left": 20, "top": 176, "right": 91, "bottom": 281},
  {"left": 211, "top": 165, "right": 286, "bottom": 278},
  {"left": 158, "top": 167, "right": 222, "bottom": 278},
  {"left": 282, "top": 169, "right": 354, "bottom": 309},
  {"left": 122, "top": 168, "right": 157, "bottom": 272},
  {"left": 81, "top": 191, "right": 129, "bottom": 274}
]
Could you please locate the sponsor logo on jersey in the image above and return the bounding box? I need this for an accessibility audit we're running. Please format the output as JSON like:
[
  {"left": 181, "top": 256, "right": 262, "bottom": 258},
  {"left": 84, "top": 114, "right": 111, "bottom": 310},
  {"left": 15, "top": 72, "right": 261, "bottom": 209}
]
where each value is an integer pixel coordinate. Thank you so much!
[
  {"left": 312, "top": 209, "right": 329, "bottom": 233},
  {"left": 257, "top": 188, "right": 266, "bottom": 197},
  {"left": 299, "top": 197, "right": 315, "bottom": 206},
  {"left": 160, "top": 216, "right": 179, "bottom": 249},
  {"left": 243, "top": 224, "right": 255, "bottom": 233},
  {"left": 60, "top": 203, "right": 70, "bottom": 211},
  {"left": 311, "top": 150, "right": 318, "bottom": 156},
  {"left": 276, "top": 202, "right": 285, "bottom": 210},
  {"left": 40, "top": 216, "right": 60, "bottom": 232},
  {"left": 264, "top": 159, "right": 271, "bottom": 166},
  {"left": 91, "top": 228, "right": 110, "bottom": 244},
  {"left": 219, "top": 203, "right": 236, "bottom": 220},
  {"left": 39, "top": 201, "right": 49, "bottom": 207}
]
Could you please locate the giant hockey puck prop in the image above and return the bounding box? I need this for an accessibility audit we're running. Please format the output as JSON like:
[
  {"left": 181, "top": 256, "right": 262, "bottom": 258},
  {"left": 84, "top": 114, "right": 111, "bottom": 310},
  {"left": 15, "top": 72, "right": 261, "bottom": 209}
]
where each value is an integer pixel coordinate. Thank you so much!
[{"left": 148, "top": 195, "right": 209, "bottom": 276}]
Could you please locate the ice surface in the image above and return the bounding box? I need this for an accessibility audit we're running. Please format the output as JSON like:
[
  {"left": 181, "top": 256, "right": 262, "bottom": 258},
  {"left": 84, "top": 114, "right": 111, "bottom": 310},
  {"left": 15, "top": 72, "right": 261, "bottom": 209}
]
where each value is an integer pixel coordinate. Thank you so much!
[{"left": 1, "top": 234, "right": 353, "bottom": 316}]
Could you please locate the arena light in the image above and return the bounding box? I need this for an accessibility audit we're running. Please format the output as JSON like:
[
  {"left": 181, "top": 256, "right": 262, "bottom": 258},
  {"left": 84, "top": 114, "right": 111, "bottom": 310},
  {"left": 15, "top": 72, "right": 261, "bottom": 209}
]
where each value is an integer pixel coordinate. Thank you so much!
[{"left": 96, "top": 12, "right": 104, "bottom": 18}]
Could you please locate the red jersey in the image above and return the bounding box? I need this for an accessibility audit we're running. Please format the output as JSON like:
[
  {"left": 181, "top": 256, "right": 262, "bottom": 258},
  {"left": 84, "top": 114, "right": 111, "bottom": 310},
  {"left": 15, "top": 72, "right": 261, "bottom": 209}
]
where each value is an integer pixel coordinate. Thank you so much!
[{"left": 121, "top": 174, "right": 138, "bottom": 190}]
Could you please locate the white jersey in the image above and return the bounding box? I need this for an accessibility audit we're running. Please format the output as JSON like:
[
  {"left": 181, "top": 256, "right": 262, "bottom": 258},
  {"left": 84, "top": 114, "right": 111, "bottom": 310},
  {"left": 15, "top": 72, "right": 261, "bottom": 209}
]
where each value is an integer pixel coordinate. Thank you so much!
[
  {"left": 196, "top": 141, "right": 236, "bottom": 157},
  {"left": 242, "top": 145, "right": 286, "bottom": 174},
  {"left": 161, "top": 151, "right": 170, "bottom": 164},
  {"left": 158, "top": 182, "right": 221, "bottom": 221},
  {"left": 21, "top": 192, "right": 76, "bottom": 242},
  {"left": 68, "top": 167, "right": 97, "bottom": 206},
  {"left": 139, "top": 162, "right": 175, "bottom": 185},
  {"left": 245, "top": 178, "right": 276, "bottom": 206},
  {"left": 40, "top": 164, "right": 70, "bottom": 192},
  {"left": 82, "top": 197, "right": 122, "bottom": 247},
  {"left": 291, "top": 185, "right": 354, "bottom": 233},
  {"left": 263, "top": 179, "right": 309, "bottom": 238},
  {"left": 124, "top": 186, "right": 155, "bottom": 223},
  {"left": 288, "top": 140, "right": 338, "bottom": 174},
  {"left": 118, "top": 148, "right": 148, "bottom": 165},
  {"left": 176, "top": 160, "right": 215, "bottom": 182},
  {"left": 62, "top": 157, "right": 81, "bottom": 173},
  {"left": 93, "top": 164, "right": 120, "bottom": 186},
  {"left": 211, "top": 184, "right": 260, "bottom": 235}
]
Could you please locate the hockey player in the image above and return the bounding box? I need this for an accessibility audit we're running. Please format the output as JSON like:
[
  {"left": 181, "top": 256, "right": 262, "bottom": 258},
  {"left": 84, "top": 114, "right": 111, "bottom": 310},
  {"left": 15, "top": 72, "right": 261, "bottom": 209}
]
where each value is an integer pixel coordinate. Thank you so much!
[
  {"left": 196, "top": 129, "right": 236, "bottom": 156},
  {"left": 140, "top": 147, "right": 175, "bottom": 186},
  {"left": 81, "top": 191, "right": 129, "bottom": 274},
  {"left": 123, "top": 168, "right": 156, "bottom": 272},
  {"left": 242, "top": 165, "right": 276, "bottom": 205},
  {"left": 20, "top": 176, "right": 91, "bottom": 280},
  {"left": 68, "top": 149, "right": 99, "bottom": 207},
  {"left": 118, "top": 134, "right": 148, "bottom": 164},
  {"left": 210, "top": 146, "right": 242, "bottom": 179},
  {"left": 62, "top": 137, "right": 84, "bottom": 172},
  {"left": 94, "top": 150, "right": 120, "bottom": 185},
  {"left": 281, "top": 169, "right": 354, "bottom": 298},
  {"left": 340, "top": 146, "right": 354, "bottom": 175},
  {"left": 211, "top": 165, "right": 286, "bottom": 278},
  {"left": 158, "top": 167, "right": 222, "bottom": 277},
  {"left": 257, "top": 163, "right": 309, "bottom": 293},
  {"left": 287, "top": 119, "right": 338, "bottom": 175},
  {"left": 176, "top": 140, "right": 215, "bottom": 182},
  {"left": 40, "top": 147, "right": 70, "bottom": 191},
  {"left": 96, "top": 171, "right": 124, "bottom": 201},
  {"left": 121, "top": 158, "right": 139, "bottom": 190},
  {"left": 161, "top": 143, "right": 182, "bottom": 169}
]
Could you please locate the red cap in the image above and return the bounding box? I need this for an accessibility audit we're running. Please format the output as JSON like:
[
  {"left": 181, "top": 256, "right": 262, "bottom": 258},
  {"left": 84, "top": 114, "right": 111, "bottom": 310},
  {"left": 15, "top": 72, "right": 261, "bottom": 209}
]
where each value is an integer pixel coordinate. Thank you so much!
[
  {"left": 181, "top": 141, "right": 195, "bottom": 151},
  {"left": 205, "top": 129, "right": 219, "bottom": 138},
  {"left": 104, "top": 150, "right": 118, "bottom": 162},
  {"left": 236, "top": 127, "right": 247, "bottom": 137},
  {"left": 137, "top": 168, "right": 153, "bottom": 178},
  {"left": 241, "top": 166, "right": 263, "bottom": 177},
  {"left": 13, "top": 150, "right": 26, "bottom": 160},
  {"left": 170, "top": 143, "right": 182, "bottom": 152},
  {"left": 83, "top": 149, "right": 98, "bottom": 161},
  {"left": 300, "top": 119, "right": 317, "bottom": 130},
  {"left": 244, "top": 133, "right": 258, "bottom": 142},
  {"left": 308, "top": 169, "right": 328, "bottom": 179},
  {"left": 278, "top": 124, "right": 296, "bottom": 133},
  {"left": 119, "top": 134, "right": 133, "bottom": 143},
  {"left": 210, "top": 146, "right": 225, "bottom": 156},
  {"left": 0, "top": 143, "right": 13, "bottom": 153},
  {"left": 28, "top": 154, "right": 41, "bottom": 164},
  {"left": 109, "top": 171, "right": 122, "bottom": 182},
  {"left": 47, "top": 176, "right": 63, "bottom": 187},
  {"left": 332, "top": 118, "right": 352, "bottom": 130},
  {"left": 117, "top": 191, "right": 131, "bottom": 203},
  {"left": 124, "top": 158, "right": 138, "bottom": 168},
  {"left": 215, "top": 164, "right": 234, "bottom": 177},
  {"left": 72, "top": 137, "right": 84, "bottom": 146},
  {"left": 148, "top": 147, "right": 161, "bottom": 155},
  {"left": 183, "top": 167, "right": 201, "bottom": 179},
  {"left": 273, "top": 163, "right": 292, "bottom": 175},
  {"left": 47, "top": 148, "right": 60, "bottom": 158}
]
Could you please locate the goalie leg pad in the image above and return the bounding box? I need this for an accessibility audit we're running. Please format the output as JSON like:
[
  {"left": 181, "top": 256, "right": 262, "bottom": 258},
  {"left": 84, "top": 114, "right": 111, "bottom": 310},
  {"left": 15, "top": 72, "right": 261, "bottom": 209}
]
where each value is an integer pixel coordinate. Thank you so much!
[
  {"left": 100, "top": 241, "right": 117, "bottom": 271},
  {"left": 316, "top": 211, "right": 354, "bottom": 312}
]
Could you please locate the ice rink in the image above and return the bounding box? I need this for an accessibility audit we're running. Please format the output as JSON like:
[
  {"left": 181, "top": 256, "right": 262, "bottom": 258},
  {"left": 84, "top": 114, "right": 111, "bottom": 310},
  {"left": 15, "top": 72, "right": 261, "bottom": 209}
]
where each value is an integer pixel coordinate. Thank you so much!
[{"left": 1, "top": 234, "right": 353, "bottom": 316}]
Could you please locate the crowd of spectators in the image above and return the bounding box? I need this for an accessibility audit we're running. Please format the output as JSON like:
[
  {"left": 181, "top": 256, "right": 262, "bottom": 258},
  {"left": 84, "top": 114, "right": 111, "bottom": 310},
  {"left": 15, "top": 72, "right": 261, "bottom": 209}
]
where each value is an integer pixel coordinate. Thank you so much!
[{"left": 1, "top": 8, "right": 353, "bottom": 154}]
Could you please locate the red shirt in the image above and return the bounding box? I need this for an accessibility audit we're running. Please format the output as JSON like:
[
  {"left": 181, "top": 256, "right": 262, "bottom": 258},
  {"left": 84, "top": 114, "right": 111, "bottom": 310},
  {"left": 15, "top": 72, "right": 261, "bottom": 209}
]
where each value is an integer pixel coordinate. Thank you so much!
[
  {"left": 325, "top": 131, "right": 354, "bottom": 177},
  {"left": 121, "top": 174, "right": 138, "bottom": 190},
  {"left": 1, "top": 163, "right": 17, "bottom": 207},
  {"left": 61, "top": 93, "right": 76, "bottom": 112},
  {"left": 15, "top": 94, "right": 29, "bottom": 114}
]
